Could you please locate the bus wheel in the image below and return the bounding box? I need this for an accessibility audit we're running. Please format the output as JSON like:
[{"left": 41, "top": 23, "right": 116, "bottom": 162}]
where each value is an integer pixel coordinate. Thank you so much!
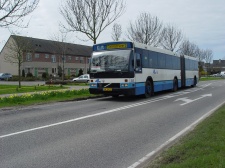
[
  {"left": 173, "top": 79, "right": 178, "bottom": 92},
  {"left": 112, "top": 95, "right": 119, "bottom": 98},
  {"left": 144, "top": 80, "right": 153, "bottom": 98},
  {"left": 193, "top": 77, "right": 197, "bottom": 87}
]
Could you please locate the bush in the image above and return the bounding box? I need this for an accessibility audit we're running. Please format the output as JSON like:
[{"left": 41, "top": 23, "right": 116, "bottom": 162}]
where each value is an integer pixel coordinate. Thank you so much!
[
  {"left": 42, "top": 72, "right": 48, "bottom": 79},
  {"left": 78, "top": 69, "right": 83, "bottom": 77},
  {"left": 45, "top": 80, "right": 67, "bottom": 85},
  {"left": 26, "top": 72, "right": 33, "bottom": 77},
  {"left": 25, "top": 77, "right": 36, "bottom": 81}
]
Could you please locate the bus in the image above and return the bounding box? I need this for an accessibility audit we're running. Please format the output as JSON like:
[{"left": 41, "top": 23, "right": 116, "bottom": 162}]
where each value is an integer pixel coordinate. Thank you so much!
[{"left": 89, "top": 41, "right": 198, "bottom": 98}]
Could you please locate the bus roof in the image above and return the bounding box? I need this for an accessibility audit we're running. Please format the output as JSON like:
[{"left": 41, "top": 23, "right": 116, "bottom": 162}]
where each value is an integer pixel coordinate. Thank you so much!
[
  {"left": 183, "top": 54, "right": 198, "bottom": 61},
  {"left": 93, "top": 41, "right": 197, "bottom": 59},
  {"left": 132, "top": 41, "right": 178, "bottom": 57}
]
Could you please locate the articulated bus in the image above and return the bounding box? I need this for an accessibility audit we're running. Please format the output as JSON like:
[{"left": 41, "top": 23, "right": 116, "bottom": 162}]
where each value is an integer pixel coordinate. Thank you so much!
[{"left": 89, "top": 41, "right": 198, "bottom": 98}]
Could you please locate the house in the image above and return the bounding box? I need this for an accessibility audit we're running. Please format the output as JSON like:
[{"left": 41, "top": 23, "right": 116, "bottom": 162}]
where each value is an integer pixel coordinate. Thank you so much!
[
  {"left": 0, "top": 35, "right": 92, "bottom": 77},
  {"left": 211, "top": 59, "right": 225, "bottom": 73}
]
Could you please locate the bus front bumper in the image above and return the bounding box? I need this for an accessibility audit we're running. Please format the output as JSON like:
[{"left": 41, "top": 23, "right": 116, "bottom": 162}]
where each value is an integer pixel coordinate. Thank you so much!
[{"left": 89, "top": 88, "right": 135, "bottom": 96}]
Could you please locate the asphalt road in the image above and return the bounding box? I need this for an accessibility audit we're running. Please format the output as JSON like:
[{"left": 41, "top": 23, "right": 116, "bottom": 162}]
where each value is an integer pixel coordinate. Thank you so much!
[{"left": 1, "top": 81, "right": 225, "bottom": 168}]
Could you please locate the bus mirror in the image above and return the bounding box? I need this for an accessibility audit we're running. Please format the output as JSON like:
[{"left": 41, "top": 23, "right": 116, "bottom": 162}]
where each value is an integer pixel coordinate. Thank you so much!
[{"left": 132, "top": 60, "right": 134, "bottom": 67}]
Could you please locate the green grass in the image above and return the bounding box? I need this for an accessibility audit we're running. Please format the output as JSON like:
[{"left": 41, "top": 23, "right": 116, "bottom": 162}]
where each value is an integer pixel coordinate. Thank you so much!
[
  {"left": 148, "top": 105, "right": 225, "bottom": 168},
  {"left": 66, "top": 82, "right": 90, "bottom": 86},
  {"left": 0, "top": 89, "right": 99, "bottom": 108},
  {"left": 200, "top": 77, "right": 225, "bottom": 81},
  {"left": 0, "top": 84, "right": 67, "bottom": 95}
]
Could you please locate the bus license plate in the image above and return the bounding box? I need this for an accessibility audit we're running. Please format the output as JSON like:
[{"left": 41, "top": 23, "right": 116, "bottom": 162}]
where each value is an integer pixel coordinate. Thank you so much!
[{"left": 103, "top": 88, "right": 112, "bottom": 91}]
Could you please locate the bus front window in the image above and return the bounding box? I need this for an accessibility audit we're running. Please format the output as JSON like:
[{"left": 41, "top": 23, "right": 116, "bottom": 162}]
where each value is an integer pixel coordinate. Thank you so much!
[{"left": 91, "top": 50, "right": 131, "bottom": 72}]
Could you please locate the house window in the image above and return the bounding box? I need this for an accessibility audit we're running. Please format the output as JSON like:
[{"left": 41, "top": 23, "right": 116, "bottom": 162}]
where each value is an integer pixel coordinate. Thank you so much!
[
  {"left": 68, "top": 56, "right": 72, "bottom": 61},
  {"left": 26, "top": 53, "right": 32, "bottom": 61},
  {"left": 80, "top": 57, "right": 84, "bottom": 63},
  {"left": 88, "top": 58, "right": 91, "bottom": 64},
  {"left": 35, "top": 54, "right": 39, "bottom": 58},
  {"left": 45, "top": 54, "right": 49, "bottom": 58},
  {"left": 51, "top": 55, "right": 56, "bottom": 63},
  {"left": 76, "top": 57, "right": 79, "bottom": 61},
  {"left": 62, "top": 56, "right": 66, "bottom": 63}
]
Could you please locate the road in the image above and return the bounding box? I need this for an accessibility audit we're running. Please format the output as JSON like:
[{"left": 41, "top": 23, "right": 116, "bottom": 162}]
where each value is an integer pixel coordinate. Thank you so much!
[{"left": 1, "top": 81, "right": 225, "bottom": 168}]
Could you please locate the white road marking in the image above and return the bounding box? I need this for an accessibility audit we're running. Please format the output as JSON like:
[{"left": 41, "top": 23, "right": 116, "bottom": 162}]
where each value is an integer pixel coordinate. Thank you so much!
[
  {"left": 0, "top": 84, "right": 210, "bottom": 139},
  {"left": 174, "top": 94, "right": 212, "bottom": 106},
  {"left": 127, "top": 100, "right": 225, "bottom": 168}
]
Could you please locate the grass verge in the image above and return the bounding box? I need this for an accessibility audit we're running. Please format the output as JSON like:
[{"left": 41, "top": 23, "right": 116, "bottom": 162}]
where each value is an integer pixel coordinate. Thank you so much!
[
  {"left": 0, "top": 84, "right": 66, "bottom": 95},
  {"left": 0, "top": 89, "right": 100, "bottom": 108},
  {"left": 200, "top": 77, "right": 225, "bottom": 81},
  {"left": 147, "top": 104, "right": 225, "bottom": 168}
]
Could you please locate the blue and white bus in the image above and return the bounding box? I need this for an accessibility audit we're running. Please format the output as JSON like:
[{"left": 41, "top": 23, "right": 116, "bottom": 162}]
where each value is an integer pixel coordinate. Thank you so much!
[{"left": 89, "top": 41, "right": 198, "bottom": 97}]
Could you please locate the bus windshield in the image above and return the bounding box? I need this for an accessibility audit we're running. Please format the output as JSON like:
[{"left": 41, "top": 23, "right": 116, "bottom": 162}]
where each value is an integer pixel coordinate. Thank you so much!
[{"left": 90, "top": 50, "right": 131, "bottom": 73}]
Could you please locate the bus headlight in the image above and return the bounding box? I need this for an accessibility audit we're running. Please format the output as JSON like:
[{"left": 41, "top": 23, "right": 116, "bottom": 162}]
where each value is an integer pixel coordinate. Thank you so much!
[
  {"left": 121, "top": 83, "right": 129, "bottom": 87},
  {"left": 90, "top": 83, "right": 97, "bottom": 88}
]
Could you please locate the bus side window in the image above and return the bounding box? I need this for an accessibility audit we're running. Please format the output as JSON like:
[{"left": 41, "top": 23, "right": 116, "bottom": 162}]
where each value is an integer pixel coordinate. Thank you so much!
[{"left": 136, "top": 53, "right": 141, "bottom": 66}]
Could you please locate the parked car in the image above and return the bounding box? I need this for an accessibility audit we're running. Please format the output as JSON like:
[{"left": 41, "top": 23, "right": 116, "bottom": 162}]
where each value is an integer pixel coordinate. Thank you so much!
[
  {"left": 0, "top": 73, "right": 12, "bottom": 80},
  {"left": 211, "top": 73, "right": 221, "bottom": 77},
  {"left": 72, "top": 74, "right": 90, "bottom": 83},
  {"left": 220, "top": 71, "right": 225, "bottom": 78}
]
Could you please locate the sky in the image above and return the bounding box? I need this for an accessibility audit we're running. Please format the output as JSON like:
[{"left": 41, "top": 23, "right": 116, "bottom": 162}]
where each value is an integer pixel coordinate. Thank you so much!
[{"left": 0, "top": 0, "right": 225, "bottom": 60}]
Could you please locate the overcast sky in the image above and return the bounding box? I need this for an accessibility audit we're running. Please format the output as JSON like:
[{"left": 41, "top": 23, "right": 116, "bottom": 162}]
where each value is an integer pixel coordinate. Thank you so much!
[{"left": 0, "top": 0, "right": 225, "bottom": 60}]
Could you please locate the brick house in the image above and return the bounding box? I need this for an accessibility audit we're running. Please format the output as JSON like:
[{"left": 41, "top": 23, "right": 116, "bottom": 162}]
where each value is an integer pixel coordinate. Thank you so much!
[
  {"left": 0, "top": 35, "right": 92, "bottom": 77},
  {"left": 211, "top": 59, "right": 225, "bottom": 73}
]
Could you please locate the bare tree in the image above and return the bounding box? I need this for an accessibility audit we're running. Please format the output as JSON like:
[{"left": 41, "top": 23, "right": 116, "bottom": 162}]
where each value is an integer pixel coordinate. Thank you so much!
[
  {"left": 111, "top": 23, "right": 122, "bottom": 41},
  {"left": 50, "top": 31, "right": 68, "bottom": 81},
  {"left": 195, "top": 47, "right": 205, "bottom": 62},
  {"left": 203, "top": 49, "right": 213, "bottom": 75},
  {"left": 0, "top": 0, "right": 39, "bottom": 27},
  {"left": 4, "top": 35, "right": 34, "bottom": 87},
  {"left": 160, "top": 24, "right": 183, "bottom": 52},
  {"left": 126, "top": 12, "right": 163, "bottom": 47},
  {"left": 204, "top": 49, "right": 213, "bottom": 63},
  {"left": 178, "top": 39, "right": 198, "bottom": 57},
  {"left": 60, "top": 0, "right": 126, "bottom": 44}
]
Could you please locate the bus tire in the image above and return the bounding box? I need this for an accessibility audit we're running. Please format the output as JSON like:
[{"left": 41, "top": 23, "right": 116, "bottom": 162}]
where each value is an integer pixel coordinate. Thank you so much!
[
  {"left": 112, "top": 95, "right": 119, "bottom": 98},
  {"left": 172, "top": 78, "right": 178, "bottom": 92},
  {"left": 144, "top": 80, "right": 153, "bottom": 98},
  {"left": 193, "top": 77, "right": 197, "bottom": 87}
]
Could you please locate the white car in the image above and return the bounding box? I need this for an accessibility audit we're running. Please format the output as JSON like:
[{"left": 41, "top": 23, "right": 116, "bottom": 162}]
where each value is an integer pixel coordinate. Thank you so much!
[
  {"left": 211, "top": 73, "right": 221, "bottom": 77},
  {"left": 0, "top": 73, "right": 12, "bottom": 80},
  {"left": 220, "top": 71, "right": 225, "bottom": 77},
  {"left": 72, "top": 74, "right": 90, "bottom": 83}
]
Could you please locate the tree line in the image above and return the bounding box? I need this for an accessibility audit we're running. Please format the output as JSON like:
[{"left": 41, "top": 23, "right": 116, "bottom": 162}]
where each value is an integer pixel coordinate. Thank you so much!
[
  {"left": 60, "top": 0, "right": 213, "bottom": 64},
  {"left": 111, "top": 12, "right": 213, "bottom": 66}
]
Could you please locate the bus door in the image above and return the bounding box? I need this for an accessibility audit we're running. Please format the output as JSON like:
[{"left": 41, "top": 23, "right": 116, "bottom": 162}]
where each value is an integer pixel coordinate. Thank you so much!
[
  {"left": 180, "top": 55, "right": 186, "bottom": 87},
  {"left": 135, "top": 53, "right": 142, "bottom": 73}
]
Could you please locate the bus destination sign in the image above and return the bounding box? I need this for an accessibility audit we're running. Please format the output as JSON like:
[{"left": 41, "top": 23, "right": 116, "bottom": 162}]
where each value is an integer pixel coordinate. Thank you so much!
[
  {"left": 93, "top": 42, "right": 133, "bottom": 51},
  {"left": 106, "top": 44, "right": 127, "bottom": 49}
]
